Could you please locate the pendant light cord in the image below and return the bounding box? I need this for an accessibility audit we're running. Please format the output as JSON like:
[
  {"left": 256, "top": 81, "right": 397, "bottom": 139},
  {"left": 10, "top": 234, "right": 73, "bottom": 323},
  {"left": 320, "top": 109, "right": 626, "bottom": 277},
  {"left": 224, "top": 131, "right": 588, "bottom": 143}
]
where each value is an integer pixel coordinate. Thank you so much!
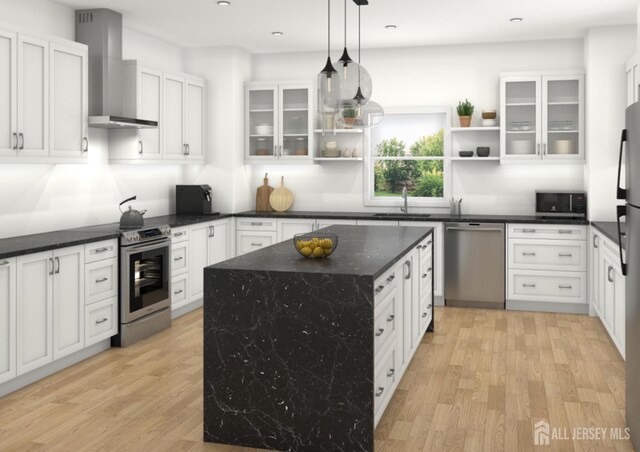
[
  {"left": 327, "top": 0, "right": 331, "bottom": 55},
  {"left": 344, "top": 0, "right": 347, "bottom": 46}
]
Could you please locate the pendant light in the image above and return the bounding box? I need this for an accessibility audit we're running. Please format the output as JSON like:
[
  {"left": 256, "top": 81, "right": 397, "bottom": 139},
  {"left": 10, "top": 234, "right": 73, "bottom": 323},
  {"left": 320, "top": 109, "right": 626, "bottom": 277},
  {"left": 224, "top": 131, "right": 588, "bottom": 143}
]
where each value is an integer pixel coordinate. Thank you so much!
[
  {"left": 318, "top": 0, "right": 341, "bottom": 109},
  {"left": 337, "top": 0, "right": 372, "bottom": 101}
]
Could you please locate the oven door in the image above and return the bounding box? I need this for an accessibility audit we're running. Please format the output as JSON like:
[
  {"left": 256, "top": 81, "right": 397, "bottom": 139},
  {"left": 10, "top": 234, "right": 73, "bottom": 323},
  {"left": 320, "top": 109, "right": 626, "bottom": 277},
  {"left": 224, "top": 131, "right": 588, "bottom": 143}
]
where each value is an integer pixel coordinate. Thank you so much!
[
  {"left": 121, "top": 239, "right": 171, "bottom": 323},
  {"left": 536, "top": 193, "right": 571, "bottom": 216}
]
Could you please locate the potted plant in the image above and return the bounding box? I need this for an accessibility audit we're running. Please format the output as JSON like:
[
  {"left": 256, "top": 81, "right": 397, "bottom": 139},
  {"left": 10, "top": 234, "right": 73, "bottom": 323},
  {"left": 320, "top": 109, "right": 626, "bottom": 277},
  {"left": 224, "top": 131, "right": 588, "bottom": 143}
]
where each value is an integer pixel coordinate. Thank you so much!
[
  {"left": 342, "top": 105, "right": 357, "bottom": 128},
  {"left": 456, "top": 99, "right": 474, "bottom": 127}
]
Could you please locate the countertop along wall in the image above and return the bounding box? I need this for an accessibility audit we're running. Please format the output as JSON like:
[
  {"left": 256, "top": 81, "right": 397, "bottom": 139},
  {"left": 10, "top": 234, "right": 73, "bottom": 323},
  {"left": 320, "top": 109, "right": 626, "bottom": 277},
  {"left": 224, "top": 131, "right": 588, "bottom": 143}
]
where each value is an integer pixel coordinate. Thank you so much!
[
  {"left": 0, "top": 0, "right": 189, "bottom": 239},
  {"left": 247, "top": 39, "right": 588, "bottom": 215}
]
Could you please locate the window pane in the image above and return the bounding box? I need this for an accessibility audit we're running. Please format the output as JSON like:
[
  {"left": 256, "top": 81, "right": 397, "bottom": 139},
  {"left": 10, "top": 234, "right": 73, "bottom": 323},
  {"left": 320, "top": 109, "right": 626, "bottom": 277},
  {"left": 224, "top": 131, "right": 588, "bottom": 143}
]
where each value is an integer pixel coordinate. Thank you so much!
[{"left": 372, "top": 113, "right": 445, "bottom": 157}]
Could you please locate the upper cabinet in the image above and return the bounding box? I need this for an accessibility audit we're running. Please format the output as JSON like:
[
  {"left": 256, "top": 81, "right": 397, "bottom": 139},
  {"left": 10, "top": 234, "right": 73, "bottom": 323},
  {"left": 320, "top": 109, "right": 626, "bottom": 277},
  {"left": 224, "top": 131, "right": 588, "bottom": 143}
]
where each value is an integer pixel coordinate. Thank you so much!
[
  {"left": 0, "top": 27, "right": 88, "bottom": 164},
  {"left": 500, "top": 73, "right": 584, "bottom": 162},
  {"left": 245, "top": 82, "right": 313, "bottom": 163},
  {"left": 163, "top": 74, "right": 205, "bottom": 162},
  {"left": 626, "top": 53, "right": 639, "bottom": 107}
]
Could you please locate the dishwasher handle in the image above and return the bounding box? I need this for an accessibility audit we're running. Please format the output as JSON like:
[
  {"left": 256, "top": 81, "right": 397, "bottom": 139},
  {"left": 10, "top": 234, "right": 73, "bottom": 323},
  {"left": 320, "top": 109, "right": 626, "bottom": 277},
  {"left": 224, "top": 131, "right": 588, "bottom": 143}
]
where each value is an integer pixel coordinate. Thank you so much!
[{"left": 446, "top": 226, "right": 504, "bottom": 233}]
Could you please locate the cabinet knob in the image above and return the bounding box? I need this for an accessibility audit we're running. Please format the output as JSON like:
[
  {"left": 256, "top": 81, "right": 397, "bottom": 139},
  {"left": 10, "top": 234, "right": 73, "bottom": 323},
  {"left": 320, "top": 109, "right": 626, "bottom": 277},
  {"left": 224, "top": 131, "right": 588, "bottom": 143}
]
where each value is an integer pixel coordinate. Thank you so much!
[
  {"left": 387, "top": 368, "right": 395, "bottom": 378},
  {"left": 375, "top": 285, "right": 385, "bottom": 294},
  {"left": 386, "top": 314, "right": 395, "bottom": 322},
  {"left": 422, "top": 312, "right": 428, "bottom": 318},
  {"left": 375, "top": 328, "right": 385, "bottom": 337}
]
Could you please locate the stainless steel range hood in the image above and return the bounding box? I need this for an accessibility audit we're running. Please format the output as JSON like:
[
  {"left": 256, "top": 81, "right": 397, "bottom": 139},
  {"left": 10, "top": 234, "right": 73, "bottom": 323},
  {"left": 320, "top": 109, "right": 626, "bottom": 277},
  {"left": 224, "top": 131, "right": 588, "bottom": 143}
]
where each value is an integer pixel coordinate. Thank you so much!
[{"left": 76, "top": 9, "right": 158, "bottom": 129}]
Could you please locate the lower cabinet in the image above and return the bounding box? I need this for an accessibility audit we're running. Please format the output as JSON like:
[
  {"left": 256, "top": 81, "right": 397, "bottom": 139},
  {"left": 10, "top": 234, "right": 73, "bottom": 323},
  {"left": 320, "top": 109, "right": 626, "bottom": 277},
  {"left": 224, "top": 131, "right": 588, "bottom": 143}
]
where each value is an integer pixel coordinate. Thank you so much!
[
  {"left": 188, "top": 219, "right": 231, "bottom": 304},
  {"left": 0, "top": 258, "right": 16, "bottom": 385},
  {"left": 236, "top": 217, "right": 277, "bottom": 256},
  {"left": 52, "top": 246, "right": 85, "bottom": 360},
  {"left": 83, "top": 240, "right": 118, "bottom": 347},
  {"left": 85, "top": 296, "right": 117, "bottom": 347}
]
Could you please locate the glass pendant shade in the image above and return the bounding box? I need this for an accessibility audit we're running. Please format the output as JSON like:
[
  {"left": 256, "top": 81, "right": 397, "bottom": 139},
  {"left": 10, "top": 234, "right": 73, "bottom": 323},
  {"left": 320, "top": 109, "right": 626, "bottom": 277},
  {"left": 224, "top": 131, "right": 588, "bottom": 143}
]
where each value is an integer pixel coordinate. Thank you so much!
[
  {"left": 338, "top": 60, "right": 372, "bottom": 103},
  {"left": 318, "top": 57, "right": 342, "bottom": 109},
  {"left": 354, "top": 99, "right": 384, "bottom": 128}
]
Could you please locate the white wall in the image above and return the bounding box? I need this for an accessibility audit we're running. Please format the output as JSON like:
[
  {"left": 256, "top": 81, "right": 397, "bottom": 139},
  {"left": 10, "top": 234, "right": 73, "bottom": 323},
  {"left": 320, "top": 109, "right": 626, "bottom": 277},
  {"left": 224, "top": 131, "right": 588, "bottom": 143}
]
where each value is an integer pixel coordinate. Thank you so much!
[
  {"left": 584, "top": 26, "right": 636, "bottom": 221},
  {"left": 0, "top": 0, "right": 188, "bottom": 238},
  {"left": 249, "top": 39, "right": 586, "bottom": 214}
]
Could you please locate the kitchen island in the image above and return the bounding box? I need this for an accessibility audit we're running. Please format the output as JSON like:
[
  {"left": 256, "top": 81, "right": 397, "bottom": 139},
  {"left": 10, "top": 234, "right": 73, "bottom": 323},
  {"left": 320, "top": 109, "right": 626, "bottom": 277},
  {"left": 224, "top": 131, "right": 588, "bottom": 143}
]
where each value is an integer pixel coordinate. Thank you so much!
[{"left": 203, "top": 225, "right": 434, "bottom": 451}]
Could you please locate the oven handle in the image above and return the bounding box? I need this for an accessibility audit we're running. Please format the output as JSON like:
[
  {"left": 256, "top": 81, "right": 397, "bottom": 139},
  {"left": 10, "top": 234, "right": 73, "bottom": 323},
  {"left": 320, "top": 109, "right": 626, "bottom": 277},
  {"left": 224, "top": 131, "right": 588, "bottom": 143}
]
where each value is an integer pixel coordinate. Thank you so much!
[{"left": 122, "top": 238, "right": 171, "bottom": 254}]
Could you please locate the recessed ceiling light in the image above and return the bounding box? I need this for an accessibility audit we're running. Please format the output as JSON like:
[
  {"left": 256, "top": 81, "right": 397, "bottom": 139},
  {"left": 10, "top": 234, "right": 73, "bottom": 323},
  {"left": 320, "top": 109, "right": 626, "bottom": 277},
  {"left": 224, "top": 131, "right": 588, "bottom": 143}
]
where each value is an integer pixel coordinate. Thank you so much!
[
  {"left": 385, "top": 25, "right": 397, "bottom": 30},
  {"left": 510, "top": 17, "right": 523, "bottom": 22},
  {"left": 217, "top": 1, "right": 230, "bottom": 5},
  {"left": 272, "top": 31, "right": 284, "bottom": 36}
]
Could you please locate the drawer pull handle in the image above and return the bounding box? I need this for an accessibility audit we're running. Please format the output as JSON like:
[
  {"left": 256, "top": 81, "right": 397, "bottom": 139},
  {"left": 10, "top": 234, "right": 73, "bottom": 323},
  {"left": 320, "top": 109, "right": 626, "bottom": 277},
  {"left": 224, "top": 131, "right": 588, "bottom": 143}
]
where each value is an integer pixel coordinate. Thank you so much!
[
  {"left": 593, "top": 235, "right": 599, "bottom": 248},
  {"left": 522, "top": 252, "right": 536, "bottom": 256},
  {"left": 522, "top": 283, "right": 536, "bottom": 288},
  {"left": 422, "top": 312, "right": 428, "bottom": 318},
  {"left": 174, "top": 289, "right": 184, "bottom": 295},
  {"left": 174, "top": 232, "right": 185, "bottom": 237},
  {"left": 416, "top": 245, "right": 423, "bottom": 250},
  {"left": 386, "top": 274, "right": 395, "bottom": 282},
  {"left": 95, "top": 247, "right": 109, "bottom": 253},
  {"left": 422, "top": 273, "right": 427, "bottom": 278},
  {"left": 95, "top": 318, "right": 108, "bottom": 325},
  {"left": 558, "top": 285, "right": 572, "bottom": 289},
  {"left": 558, "top": 230, "right": 573, "bottom": 234},
  {"left": 387, "top": 368, "right": 395, "bottom": 377},
  {"left": 608, "top": 266, "right": 614, "bottom": 283},
  {"left": 375, "top": 285, "right": 385, "bottom": 294},
  {"left": 0, "top": 261, "right": 9, "bottom": 266},
  {"left": 174, "top": 256, "right": 184, "bottom": 261},
  {"left": 386, "top": 314, "right": 395, "bottom": 322},
  {"left": 427, "top": 304, "right": 432, "bottom": 309},
  {"left": 558, "top": 253, "right": 573, "bottom": 257},
  {"left": 95, "top": 277, "right": 108, "bottom": 283},
  {"left": 375, "top": 387, "right": 385, "bottom": 397},
  {"left": 251, "top": 222, "right": 264, "bottom": 226},
  {"left": 251, "top": 242, "right": 263, "bottom": 247},
  {"left": 375, "top": 328, "right": 385, "bottom": 337},
  {"left": 523, "top": 229, "right": 536, "bottom": 233}
]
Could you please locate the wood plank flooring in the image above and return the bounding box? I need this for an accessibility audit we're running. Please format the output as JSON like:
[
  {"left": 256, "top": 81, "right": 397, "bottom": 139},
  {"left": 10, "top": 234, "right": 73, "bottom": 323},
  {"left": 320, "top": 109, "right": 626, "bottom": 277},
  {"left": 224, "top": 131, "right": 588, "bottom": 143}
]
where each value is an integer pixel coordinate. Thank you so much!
[{"left": 0, "top": 307, "right": 632, "bottom": 451}]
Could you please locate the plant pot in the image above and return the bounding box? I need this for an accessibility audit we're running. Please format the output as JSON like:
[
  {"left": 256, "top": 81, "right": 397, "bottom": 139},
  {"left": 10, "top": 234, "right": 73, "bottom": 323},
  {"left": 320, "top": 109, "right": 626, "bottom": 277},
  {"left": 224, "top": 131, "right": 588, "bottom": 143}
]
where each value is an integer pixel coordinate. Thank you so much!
[
  {"left": 459, "top": 116, "right": 472, "bottom": 127},
  {"left": 344, "top": 117, "right": 355, "bottom": 129}
]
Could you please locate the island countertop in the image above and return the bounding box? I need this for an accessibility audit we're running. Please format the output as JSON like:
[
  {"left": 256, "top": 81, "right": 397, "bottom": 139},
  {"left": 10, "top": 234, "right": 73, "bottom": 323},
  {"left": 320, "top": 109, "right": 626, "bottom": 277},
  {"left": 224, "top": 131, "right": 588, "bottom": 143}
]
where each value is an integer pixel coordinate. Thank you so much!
[{"left": 211, "top": 224, "right": 432, "bottom": 279}]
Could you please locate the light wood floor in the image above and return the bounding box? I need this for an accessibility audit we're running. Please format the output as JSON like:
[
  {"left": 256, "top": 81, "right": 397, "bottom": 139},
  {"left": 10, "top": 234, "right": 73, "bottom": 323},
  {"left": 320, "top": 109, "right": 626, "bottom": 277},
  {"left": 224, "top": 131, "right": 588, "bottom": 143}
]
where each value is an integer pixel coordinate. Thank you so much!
[{"left": 0, "top": 307, "right": 632, "bottom": 452}]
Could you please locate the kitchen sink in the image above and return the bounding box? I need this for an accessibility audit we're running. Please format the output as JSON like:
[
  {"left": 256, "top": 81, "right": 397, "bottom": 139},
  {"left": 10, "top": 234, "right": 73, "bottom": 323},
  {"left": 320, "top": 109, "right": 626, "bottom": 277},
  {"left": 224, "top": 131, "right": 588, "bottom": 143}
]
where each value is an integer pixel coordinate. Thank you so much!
[{"left": 373, "top": 213, "right": 431, "bottom": 218}]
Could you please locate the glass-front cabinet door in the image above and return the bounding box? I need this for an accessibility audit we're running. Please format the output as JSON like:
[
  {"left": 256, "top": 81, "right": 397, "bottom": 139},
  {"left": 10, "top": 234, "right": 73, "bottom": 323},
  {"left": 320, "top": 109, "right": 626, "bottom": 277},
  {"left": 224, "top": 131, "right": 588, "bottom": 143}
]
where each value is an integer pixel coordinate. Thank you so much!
[
  {"left": 247, "top": 86, "right": 277, "bottom": 159},
  {"left": 542, "top": 75, "right": 584, "bottom": 160},
  {"left": 279, "top": 86, "right": 310, "bottom": 160},
  {"left": 500, "top": 76, "right": 541, "bottom": 160}
]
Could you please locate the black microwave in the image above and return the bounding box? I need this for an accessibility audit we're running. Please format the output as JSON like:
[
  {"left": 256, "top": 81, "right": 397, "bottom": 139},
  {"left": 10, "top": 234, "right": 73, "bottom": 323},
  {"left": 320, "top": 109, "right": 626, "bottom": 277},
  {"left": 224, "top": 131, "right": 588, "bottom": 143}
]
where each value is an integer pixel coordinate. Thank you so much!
[{"left": 535, "top": 191, "right": 587, "bottom": 218}]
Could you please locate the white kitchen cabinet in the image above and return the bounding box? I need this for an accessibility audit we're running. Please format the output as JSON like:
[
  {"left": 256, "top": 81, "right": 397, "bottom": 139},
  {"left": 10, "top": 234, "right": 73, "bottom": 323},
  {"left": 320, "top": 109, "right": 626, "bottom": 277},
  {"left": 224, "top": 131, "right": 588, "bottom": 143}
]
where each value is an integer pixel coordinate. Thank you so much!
[
  {"left": 399, "top": 221, "right": 444, "bottom": 298},
  {"left": 171, "top": 274, "right": 189, "bottom": 312},
  {"left": 601, "top": 244, "right": 626, "bottom": 358},
  {"left": 500, "top": 72, "right": 584, "bottom": 162},
  {"left": 0, "top": 258, "right": 16, "bottom": 385},
  {"left": 276, "top": 218, "right": 315, "bottom": 242},
  {"left": 236, "top": 231, "right": 277, "bottom": 256},
  {"left": 85, "top": 258, "right": 117, "bottom": 306},
  {"left": 245, "top": 82, "right": 313, "bottom": 163},
  {"left": 84, "top": 297, "right": 117, "bottom": 347},
  {"left": 52, "top": 246, "right": 84, "bottom": 360},
  {"left": 315, "top": 218, "right": 357, "bottom": 229},
  {"left": 0, "top": 30, "right": 17, "bottom": 157},
  {"left": 626, "top": 53, "right": 639, "bottom": 107},
  {"left": 188, "top": 219, "right": 231, "bottom": 303},
  {"left": 50, "top": 42, "right": 88, "bottom": 159},
  {"left": 355, "top": 220, "right": 399, "bottom": 227},
  {"left": 16, "top": 251, "right": 53, "bottom": 375},
  {"left": 164, "top": 73, "right": 205, "bottom": 161},
  {"left": 590, "top": 230, "right": 603, "bottom": 317}
]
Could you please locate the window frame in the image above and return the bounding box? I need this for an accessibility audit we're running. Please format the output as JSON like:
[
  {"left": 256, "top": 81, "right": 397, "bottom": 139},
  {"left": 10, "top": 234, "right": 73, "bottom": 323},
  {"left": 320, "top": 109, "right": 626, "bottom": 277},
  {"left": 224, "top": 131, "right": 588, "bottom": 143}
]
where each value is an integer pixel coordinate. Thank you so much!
[{"left": 363, "top": 106, "right": 452, "bottom": 208}]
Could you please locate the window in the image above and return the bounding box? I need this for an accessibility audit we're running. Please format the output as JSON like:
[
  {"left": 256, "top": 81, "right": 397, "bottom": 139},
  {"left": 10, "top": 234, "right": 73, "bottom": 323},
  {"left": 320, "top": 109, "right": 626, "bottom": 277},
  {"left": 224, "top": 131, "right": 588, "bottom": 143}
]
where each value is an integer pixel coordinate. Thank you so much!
[{"left": 364, "top": 107, "right": 451, "bottom": 207}]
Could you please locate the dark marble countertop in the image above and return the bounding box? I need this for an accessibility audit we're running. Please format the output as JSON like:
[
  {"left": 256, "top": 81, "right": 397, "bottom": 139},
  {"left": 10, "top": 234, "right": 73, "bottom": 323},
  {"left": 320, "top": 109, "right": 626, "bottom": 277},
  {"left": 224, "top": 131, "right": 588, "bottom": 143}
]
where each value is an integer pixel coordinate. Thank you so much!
[
  {"left": 211, "top": 224, "right": 432, "bottom": 279},
  {"left": 0, "top": 213, "right": 233, "bottom": 260},
  {"left": 592, "top": 221, "right": 626, "bottom": 250},
  {"left": 235, "top": 210, "right": 589, "bottom": 225}
]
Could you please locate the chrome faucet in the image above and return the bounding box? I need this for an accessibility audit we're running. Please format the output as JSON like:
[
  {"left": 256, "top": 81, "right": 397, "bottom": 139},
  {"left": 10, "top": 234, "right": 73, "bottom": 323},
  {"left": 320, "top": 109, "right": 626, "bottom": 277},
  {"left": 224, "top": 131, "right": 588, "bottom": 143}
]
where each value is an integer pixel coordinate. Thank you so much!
[{"left": 400, "top": 186, "right": 408, "bottom": 214}]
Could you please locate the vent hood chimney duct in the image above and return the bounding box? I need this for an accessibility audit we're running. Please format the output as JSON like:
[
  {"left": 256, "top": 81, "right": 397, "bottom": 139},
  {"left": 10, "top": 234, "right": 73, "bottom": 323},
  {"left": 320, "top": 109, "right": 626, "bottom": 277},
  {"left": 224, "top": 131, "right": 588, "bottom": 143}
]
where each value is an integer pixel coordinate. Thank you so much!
[{"left": 75, "top": 9, "right": 157, "bottom": 129}]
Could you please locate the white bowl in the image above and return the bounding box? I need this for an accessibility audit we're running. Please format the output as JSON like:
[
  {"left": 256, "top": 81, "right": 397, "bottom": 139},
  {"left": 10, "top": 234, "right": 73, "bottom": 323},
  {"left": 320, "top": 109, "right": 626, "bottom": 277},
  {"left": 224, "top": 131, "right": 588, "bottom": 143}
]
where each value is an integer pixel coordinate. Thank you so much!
[
  {"left": 255, "top": 124, "right": 273, "bottom": 136},
  {"left": 325, "top": 141, "right": 337, "bottom": 151}
]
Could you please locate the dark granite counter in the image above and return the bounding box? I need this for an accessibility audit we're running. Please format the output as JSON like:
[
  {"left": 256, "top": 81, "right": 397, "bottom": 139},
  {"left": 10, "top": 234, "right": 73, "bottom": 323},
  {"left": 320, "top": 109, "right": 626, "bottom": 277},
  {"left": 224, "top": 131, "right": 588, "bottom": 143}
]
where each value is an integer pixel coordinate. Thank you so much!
[
  {"left": 236, "top": 210, "right": 590, "bottom": 225},
  {"left": 203, "top": 225, "right": 433, "bottom": 451},
  {"left": 592, "top": 221, "right": 626, "bottom": 250}
]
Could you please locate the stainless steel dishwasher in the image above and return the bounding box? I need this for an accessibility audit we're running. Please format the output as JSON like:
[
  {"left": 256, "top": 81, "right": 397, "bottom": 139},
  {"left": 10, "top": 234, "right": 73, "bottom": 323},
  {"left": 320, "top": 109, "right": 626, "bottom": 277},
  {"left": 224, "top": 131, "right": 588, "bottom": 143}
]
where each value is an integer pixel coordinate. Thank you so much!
[{"left": 444, "top": 222, "right": 505, "bottom": 309}]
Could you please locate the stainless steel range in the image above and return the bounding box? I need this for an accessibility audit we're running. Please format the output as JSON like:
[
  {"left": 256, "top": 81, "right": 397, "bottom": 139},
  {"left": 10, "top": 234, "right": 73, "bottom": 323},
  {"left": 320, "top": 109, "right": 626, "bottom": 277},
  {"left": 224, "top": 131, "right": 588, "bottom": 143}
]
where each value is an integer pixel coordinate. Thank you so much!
[{"left": 112, "top": 225, "right": 172, "bottom": 347}]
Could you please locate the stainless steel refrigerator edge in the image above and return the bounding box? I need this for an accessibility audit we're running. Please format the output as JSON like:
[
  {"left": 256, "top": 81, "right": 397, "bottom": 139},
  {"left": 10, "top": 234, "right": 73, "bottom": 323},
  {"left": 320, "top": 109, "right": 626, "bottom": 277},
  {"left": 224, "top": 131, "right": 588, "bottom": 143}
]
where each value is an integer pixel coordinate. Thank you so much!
[
  {"left": 444, "top": 222, "right": 505, "bottom": 309},
  {"left": 621, "top": 102, "right": 640, "bottom": 449}
]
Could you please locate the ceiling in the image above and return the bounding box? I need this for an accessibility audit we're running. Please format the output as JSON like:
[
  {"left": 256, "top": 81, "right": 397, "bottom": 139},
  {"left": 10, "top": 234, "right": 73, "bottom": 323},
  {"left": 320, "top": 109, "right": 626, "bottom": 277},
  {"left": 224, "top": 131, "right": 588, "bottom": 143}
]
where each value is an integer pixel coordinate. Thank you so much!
[{"left": 53, "top": 0, "right": 638, "bottom": 54}]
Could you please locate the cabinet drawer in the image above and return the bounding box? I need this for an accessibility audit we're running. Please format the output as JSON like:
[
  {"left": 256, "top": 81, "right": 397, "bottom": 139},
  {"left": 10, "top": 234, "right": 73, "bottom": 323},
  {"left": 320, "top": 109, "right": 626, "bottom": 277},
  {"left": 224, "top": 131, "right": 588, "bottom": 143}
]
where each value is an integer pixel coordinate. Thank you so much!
[
  {"left": 171, "top": 241, "right": 188, "bottom": 276},
  {"left": 171, "top": 274, "right": 189, "bottom": 311},
  {"left": 85, "top": 258, "right": 117, "bottom": 305},
  {"left": 236, "top": 218, "right": 277, "bottom": 232},
  {"left": 374, "top": 344, "right": 397, "bottom": 416},
  {"left": 419, "top": 291, "right": 433, "bottom": 333},
  {"left": 85, "top": 297, "right": 117, "bottom": 346},
  {"left": 374, "top": 265, "right": 399, "bottom": 307},
  {"left": 85, "top": 239, "right": 118, "bottom": 263},
  {"left": 236, "top": 231, "right": 277, "bottom": 256},
  {"left": 508, "top": 224, "right": 586, "bottom": 240},
  {"left": 374, "top": 284, "right": 399, "bottom": 357},
  {"left": 508, "top": 239, "right": 586, "bottom": 271},
  {"left": 171, "top": 227, "right": 189, "bottom": 243},
  {"left": 507, "top": 270, "right": 587, "bottom": 303}
]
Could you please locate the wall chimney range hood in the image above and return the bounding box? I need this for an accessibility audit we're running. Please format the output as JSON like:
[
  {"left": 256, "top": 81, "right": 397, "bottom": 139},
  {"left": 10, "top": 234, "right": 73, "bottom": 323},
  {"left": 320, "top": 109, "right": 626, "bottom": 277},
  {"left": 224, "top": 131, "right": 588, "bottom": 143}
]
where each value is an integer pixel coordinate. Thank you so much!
[{"left": 76, "top": 9, "right": 158, "bottom": 129}]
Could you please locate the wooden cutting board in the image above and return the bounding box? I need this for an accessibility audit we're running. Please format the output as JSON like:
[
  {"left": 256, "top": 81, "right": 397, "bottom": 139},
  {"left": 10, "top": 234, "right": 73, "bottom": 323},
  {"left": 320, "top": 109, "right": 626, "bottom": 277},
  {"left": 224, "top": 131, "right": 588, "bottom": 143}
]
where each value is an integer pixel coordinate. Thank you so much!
[
  {"left": 255, "top": 173, "right": 274, "bottom": 212},
  {"left": 269, "top": 176, "right": 293, "bottom": 212}
]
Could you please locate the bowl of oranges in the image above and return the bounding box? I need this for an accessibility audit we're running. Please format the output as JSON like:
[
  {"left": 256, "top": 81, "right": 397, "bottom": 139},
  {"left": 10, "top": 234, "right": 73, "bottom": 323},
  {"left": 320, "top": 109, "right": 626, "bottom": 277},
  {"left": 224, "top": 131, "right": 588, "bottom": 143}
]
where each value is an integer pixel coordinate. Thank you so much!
[{"left": 293, "top": 232, "right": 338, "bottom": 259}]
